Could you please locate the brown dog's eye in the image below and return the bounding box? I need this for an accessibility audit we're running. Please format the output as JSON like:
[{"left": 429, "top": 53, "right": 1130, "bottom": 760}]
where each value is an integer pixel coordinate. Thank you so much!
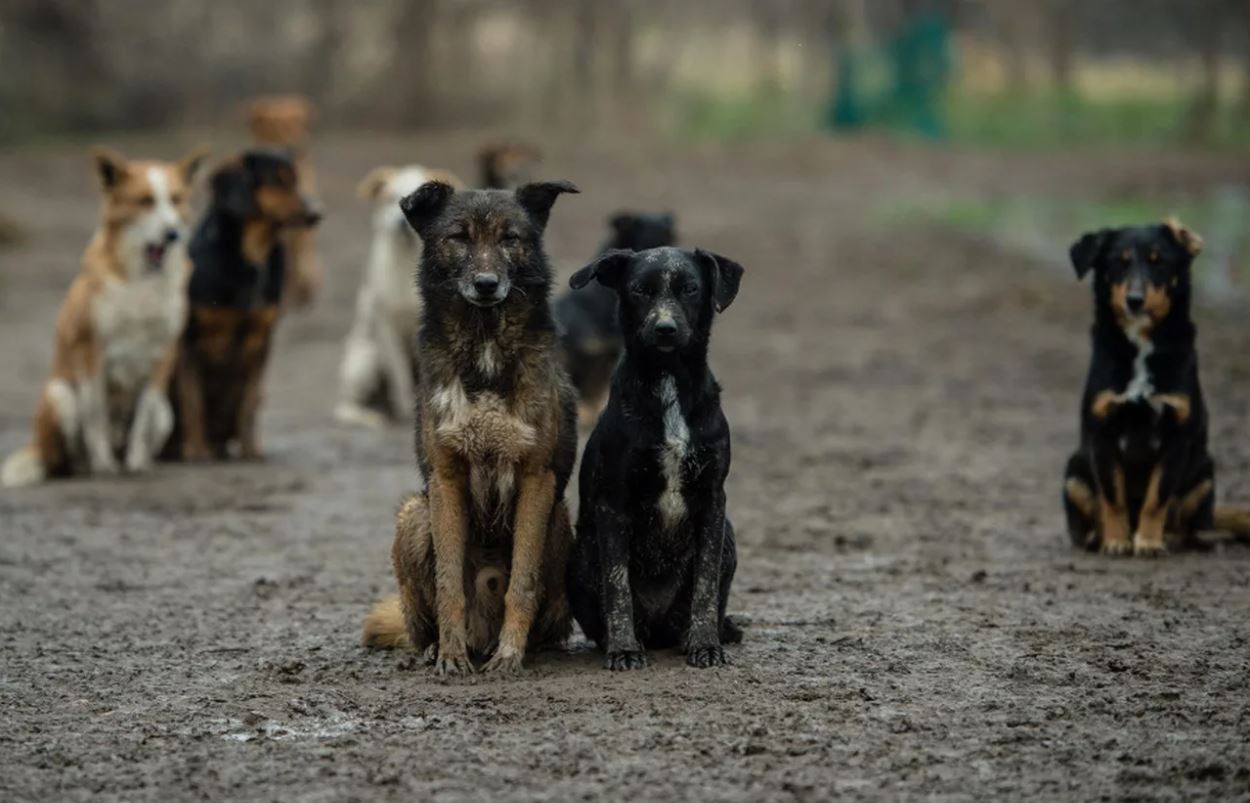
[
  {"left": 139, "top": 194, "right": 155, "bottom": 207},
  {"left": 171, "top": 192, "right": 185, "bottom": 205}
]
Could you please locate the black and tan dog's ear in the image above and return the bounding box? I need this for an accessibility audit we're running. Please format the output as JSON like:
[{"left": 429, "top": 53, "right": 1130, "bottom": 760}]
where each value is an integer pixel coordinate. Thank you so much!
[
  {"left": 570, "top": 249, "right": 633, "bottom": 291},
  {"left": 516, "top": 180, "right": 579, "bottom": 230},
  {"left": 91, "top": 146, "right": 130, "bottom": 191},
  {"left": 695, "top": 249, "right": 745, "bottom": 312},
  {"left": 1164, "top": 217, "right": 1204, "bottom": 257},
  {"left": 399, "top": 180, "right": 455, "bottom": 235},
  {"left": 178, "top": 146, "right": 210, "bottom": 184},
  {"left": 1069, "top": 229, "right": 1110, "bottom": 280},
  {"left": 357, "top": 166, "right": 396, "bottom": 201},
  {"left": 210, "top": 159, "right": 255, "bottom": 218}
]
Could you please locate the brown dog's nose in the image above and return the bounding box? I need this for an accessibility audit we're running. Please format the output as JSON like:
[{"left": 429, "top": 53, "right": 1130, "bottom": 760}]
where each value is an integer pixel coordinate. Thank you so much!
[{"left": 473, "top": 273, "right": 500, "bottom": 295}]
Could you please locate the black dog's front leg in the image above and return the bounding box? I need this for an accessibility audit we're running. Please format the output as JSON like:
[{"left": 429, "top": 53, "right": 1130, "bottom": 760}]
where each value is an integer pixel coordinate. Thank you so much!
[
  {"left": 596, "top": 502, "right": 646, "bottom": 670},
  {"left": 685, "top": 488, "right": 728, "bottom": 668}
]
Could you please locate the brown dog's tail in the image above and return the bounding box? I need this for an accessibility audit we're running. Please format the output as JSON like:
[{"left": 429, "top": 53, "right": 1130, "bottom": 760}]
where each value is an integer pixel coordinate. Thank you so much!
[
  {"left": 361, "top": 596, "right": 410, "bottom": 649},
  {"left": 1212, "top": 506, "right": 1250, "bottom": 540}
]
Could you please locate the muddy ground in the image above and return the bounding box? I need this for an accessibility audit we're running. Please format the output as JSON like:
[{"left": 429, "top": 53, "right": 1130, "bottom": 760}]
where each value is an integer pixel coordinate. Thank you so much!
[{"left": 1, "top": 132, "right": 1249, "bottom": 802}]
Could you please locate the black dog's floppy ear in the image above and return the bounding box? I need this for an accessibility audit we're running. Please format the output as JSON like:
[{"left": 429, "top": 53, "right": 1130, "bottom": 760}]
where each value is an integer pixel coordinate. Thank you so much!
[
  {"left": 695, "top": 248, "right": 745, "bottom": 313},
  {"left": 516, "top": 180, "right": 579, "bottom": 230},
  {"left": 570, "top": 248, "right": 633, "bottom": 291},
  {"left": 210, "top": 159, "right": 255, "bottom": 218},
  {"left": 1163, "top": 217, "right": 1204, "bottom": 257},
  {"left": 1069, "top": 229, "right": 1110, "bottom": 281},
  {"left": 399, "top": 181, "right": 455, "bottom": 236}
]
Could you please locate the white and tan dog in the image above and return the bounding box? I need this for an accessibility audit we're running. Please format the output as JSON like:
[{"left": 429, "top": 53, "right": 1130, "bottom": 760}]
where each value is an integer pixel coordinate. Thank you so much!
[
  {"left": 334, "top": 165, "right": 463, "bottom": 428},
  {"left": 2, "top": 146, "right": 205, "bottom": 486}
]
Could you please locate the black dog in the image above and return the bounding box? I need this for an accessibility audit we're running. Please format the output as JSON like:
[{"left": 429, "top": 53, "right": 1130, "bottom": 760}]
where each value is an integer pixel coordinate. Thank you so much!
[
  {"left": 565, "top": 246, "right": 744, "bottom": 669},
  {"left": 554, "top": 212, "right": 677, "bottom": 426},
  {"left": 167, "top": 149, "right": 321, "bottom": 460},
  {"left": 1059, "top": 219, "right": 1250, "bottom": 555}
]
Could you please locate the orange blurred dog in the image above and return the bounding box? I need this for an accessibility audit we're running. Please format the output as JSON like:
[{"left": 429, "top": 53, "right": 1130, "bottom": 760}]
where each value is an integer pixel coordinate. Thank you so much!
[
  {"left": 2, "top": 147, "right": 205, "bottom": 486},
  {"left": 247, "top": 94, "right": 321, "bottom": 308}
]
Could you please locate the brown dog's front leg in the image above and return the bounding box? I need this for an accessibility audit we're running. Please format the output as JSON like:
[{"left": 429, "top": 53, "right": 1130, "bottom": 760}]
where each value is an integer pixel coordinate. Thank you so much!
[
  {"left": 686, "top": 488, "right": 728, "bottom": 668},
  {"left": 174, "top": 351, "right": 212, "bottom": 461},
  {"left": 429, "top": 454, "right": 473, "bottom": 676},
  {"left": 484, "top": 467, "right": 555, "bottom": 674}
]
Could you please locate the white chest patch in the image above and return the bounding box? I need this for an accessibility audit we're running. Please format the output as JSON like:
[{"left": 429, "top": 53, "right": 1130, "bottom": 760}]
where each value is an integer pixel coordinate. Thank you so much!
[
  {"left": 431, "top": 378, "right": 536, "bottom": 463},
  {"left": 1123, "top": 320, "right": 1154, "bottom": 401},
  {"left": 657, "top": 375, "right": 690, "bottom": 531}
]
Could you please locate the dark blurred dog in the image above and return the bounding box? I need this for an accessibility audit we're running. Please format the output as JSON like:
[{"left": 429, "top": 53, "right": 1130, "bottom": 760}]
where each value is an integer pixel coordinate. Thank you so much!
[
  {"left": 477, "top": 142, "right": 541, "bottom": 190},
  {"left": 1062, "top": 220, "right": 1250, "bottom": 555},
  {"left": 565, "top": 246, "right": 744, "bottom": 670},
  {"left": 555, "top": 211, "right": 677, "bottom": 426},
  {"left": 166, "top": 150, "right": 321, "bottom": 460},
  {"left": 247, "top": 95, "right": 322, "bottom": 309},
  {"left": 361, "top": 179, "right": 580, "bottom": 675}
]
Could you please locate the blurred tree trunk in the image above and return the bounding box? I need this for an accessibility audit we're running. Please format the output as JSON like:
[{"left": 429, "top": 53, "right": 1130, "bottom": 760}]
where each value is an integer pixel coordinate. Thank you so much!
[
  {"left": 1185, "top": 4, "right": 1224, "bottom": 142},
  {"left": 306, "top": 0, "right": 345, "bottom": 105},
  {"left": 1045, "top": 0, "right": 1074, "bottom": 94}
]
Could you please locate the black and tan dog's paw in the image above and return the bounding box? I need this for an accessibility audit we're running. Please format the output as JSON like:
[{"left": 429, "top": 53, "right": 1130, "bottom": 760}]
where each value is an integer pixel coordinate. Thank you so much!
[
  {"left": 686, "top": 644, "right": 727, "bottom": 669},
  {"left": 433, "top": 651, "right": 475, "bottom": 677},
  {"left": 605, "top": 649, "right": 647, "bottom": 671}
]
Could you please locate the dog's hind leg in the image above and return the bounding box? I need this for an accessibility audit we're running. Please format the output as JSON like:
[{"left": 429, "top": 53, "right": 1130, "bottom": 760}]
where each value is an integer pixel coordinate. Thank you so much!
[
  {"left": 389, "top": 493, "right": 437, "bottom": 652},
  {"left": 1063, "top": 451, "right": 1098, "bottom": 550},
  {"left": 718, "top": 519, "right": 743, "bottom": 645},
  {"left": 374, "top": 314, "right": 416, "bottom": 422}
]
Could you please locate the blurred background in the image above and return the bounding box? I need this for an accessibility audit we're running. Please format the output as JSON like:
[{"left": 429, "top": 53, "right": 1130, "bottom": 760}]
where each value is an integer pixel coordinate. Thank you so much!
[{"left": 1, "top": 0, "right": 1249, "bottom": 293}]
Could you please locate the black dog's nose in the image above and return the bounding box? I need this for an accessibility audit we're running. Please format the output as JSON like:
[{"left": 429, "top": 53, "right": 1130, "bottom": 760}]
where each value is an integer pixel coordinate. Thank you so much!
[
  {"left": 654, "top": 319, "right": 678, "bottom": 337},
  {"left": 1126, "top": 292, "right": 1145, "bottom": 312},
  {"left": 473, "top": 273, "right": 500, "bottom": 295},
  {"left": 163, "top": 227, "right": 180, "bottom": 244}
]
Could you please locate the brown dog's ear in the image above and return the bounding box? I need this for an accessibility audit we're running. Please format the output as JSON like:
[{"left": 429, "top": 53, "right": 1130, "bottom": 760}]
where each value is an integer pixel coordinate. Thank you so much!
[
  {"left": 178, "top": 146, "right": 210, "bottom": 184},
  {"left": 425, "top": 168, "right": 466, "bottom": 190},
  {"left": 694, "top": 248, "right": 745, "bottom": 313},
  {"left": 1164, "top": 217, "right": 1204, "bottom": 257},
  {"left": 1069, "top": 229, "right": 1111, "bottom": 281},
  {"left": 516, "top": 180, "right": 579, "bottom": 230},
  {"left": 570, "top": 249, "right": 633, "bottom": 291},
  {"left": 210, "top": 159, "right": 255, "bottom": 218},
  {"left": 399, "top": 181, "right": 455, "bottom": 236},
  {"left": 91, "top": 146, "right": 129, "bottom": 191},
  {"left": 357, "top": 166, "right": 396, "bottom": 201}
]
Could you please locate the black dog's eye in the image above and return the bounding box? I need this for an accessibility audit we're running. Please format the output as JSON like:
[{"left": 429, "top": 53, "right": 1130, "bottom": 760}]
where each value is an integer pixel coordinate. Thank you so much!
[
  {"left": 500, "top": 231, "right": 520, "bottom": 244},
  {"left": 630, "top": 284, "right": 648, "bottom": 298},
  {"left": 448, "top": 231, "right": 469, "bottom": 243},
  {"left": 682, "top": 283, "right": 700, "bottom": 297}
]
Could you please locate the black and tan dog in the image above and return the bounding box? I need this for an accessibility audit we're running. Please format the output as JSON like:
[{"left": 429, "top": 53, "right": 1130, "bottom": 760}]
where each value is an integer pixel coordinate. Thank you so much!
[
  {"left": 1062, "top": 220, "right": 1250, "bottom": 555},
  {"left": 555, "top": 211, "right": 678, "bottom": 426},
  {"left": 361, "top": 179, "right": 580, "bottom": 675},
  {"left": 166, "top": 150, "right": 321, "bottom": 460},
  {"left": 565, "top": 246, "right": 744, "bottom": 669}
]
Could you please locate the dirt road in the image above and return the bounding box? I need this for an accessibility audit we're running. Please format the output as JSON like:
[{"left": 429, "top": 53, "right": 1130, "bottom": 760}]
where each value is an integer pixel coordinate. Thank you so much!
[{"left": 2, "top": 132, "right": 1248, "bottom": 801}]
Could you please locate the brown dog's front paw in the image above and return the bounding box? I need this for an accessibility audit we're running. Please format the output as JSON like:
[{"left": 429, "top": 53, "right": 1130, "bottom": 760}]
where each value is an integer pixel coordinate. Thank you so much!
[
  {"left": 605, "top": 649, "right": 647, "bottom": 671},
  {"left": 686, "top": 644, "right": 728, "bottom": 669},
  {"left": 433, "top": 649, "right": 475, "bottom": 677},
  {"left": 1132, "top": 533, "right": 1168, "bottom": 558},
  {"left": 482, "top": 644, "right": 525, "bottom": 675}
]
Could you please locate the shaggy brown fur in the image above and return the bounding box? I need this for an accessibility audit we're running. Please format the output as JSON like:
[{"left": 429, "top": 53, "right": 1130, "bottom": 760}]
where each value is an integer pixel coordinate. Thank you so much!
[{"left": 361, "top": 179, "right": 579, "bottom": 675}]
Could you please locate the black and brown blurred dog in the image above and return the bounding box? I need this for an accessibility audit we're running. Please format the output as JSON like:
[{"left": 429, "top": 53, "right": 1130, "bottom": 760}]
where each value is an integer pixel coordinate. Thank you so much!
[
  {"left": 361, "top": 179, "right": 580, "bottom": 675},
  {"left": 555, "top": 211, "right": 677, "bottom": 426},
  {"left": 566, "top": 246, "right": 744, "bottom": 670},
  {"left": 166, "top": 150, "right": 321, "bottom": 460},
  {"left": 1062, "top": 220, "right": 1250, "bottom": 555},
  {"left": 477, "top": 142, "right": 541, "bottom": 190}
]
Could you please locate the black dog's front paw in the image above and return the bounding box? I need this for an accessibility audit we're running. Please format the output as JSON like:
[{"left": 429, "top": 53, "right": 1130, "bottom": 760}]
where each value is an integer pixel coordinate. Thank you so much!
[
  {"left": 686, "top": 643, "right": 727, "bottom": 668},
  {"left": 605, "top": 649, "right": 647, "bottom": 671}
]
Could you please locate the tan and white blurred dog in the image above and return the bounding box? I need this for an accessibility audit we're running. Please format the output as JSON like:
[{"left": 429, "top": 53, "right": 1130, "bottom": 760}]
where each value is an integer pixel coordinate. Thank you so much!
[
  {"left": 334, "top": 165, "right": 465, "bottom": 427},
  {"left": 2, "top": 146, "right": 205, "bottom": 486}
]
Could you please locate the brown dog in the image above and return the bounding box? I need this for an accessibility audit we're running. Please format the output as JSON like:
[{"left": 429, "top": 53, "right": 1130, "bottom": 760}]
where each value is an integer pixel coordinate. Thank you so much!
[
  {"left": 477, "top": 142, "right": 541, "bottom": 190},
  {"left": 361, "top": 179, "right": 579, "bottom": 675},
  {"left": 166, "top": 150, "right": 321, "bottom": 461},
  {"left": 3, "top": 147, "right": 205, "bottom": 486},
  {"left": 246, "top": 95, "right": 321, "bottom": 309}
]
